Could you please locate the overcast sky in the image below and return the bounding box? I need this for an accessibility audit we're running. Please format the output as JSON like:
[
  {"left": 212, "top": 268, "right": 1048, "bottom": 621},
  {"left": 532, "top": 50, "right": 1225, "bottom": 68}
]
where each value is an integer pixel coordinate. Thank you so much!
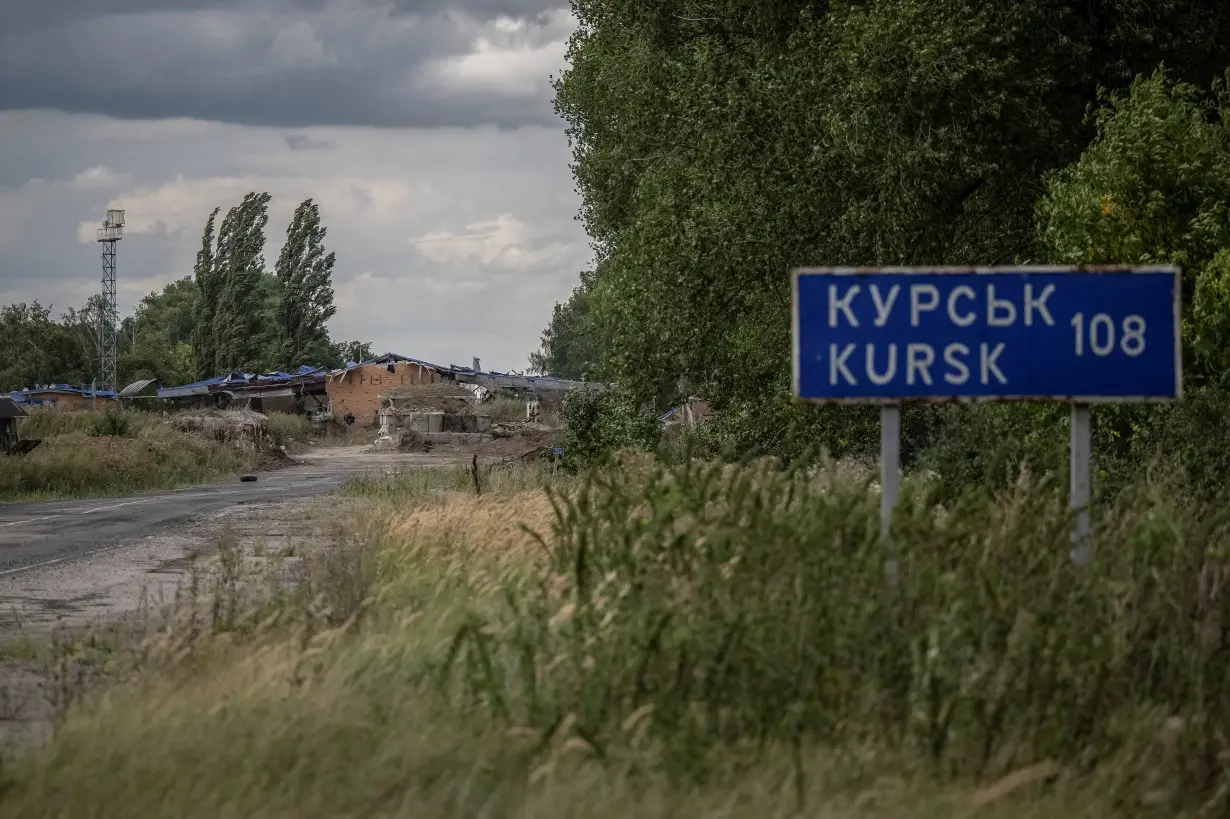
[{"left": 0, "top": 0, "right": 589, "bottom": 373}]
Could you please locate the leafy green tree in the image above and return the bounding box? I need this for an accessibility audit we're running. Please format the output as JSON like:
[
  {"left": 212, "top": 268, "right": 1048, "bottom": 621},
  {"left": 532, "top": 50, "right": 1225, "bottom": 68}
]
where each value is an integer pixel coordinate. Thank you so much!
[
  {"left": 121, "top": 277, "right": 201, "bottom": 387},
  {"left": 332, "top": 340, "right": 373, "bottom": 365},
  {"left": 529, "top": 269, "right": 600, "bottom": 379},
  {"left": 212, "top": 192, "right": 273, "bottom": 373},
  {"left": 192, "top": 207, "right": 222, "bottom": 378},
  {"left": 549, "top": 0, "right": 1230, "bottom": 457},
  {"left": 192, "top": 192, "right": 274, "bottom": 376},
  {"left": 276, "top": 198, "right": 337, "bottom": 370},
  {"left": 1037, "top": 68, "right": 1230, "bottom": 382}
]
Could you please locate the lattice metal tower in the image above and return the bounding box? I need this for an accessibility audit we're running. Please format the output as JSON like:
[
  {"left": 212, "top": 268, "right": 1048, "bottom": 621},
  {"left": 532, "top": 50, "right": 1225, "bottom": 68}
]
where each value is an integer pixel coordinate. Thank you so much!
[{"left": 96, "top": 209, "right": 124, "bottom": 392}]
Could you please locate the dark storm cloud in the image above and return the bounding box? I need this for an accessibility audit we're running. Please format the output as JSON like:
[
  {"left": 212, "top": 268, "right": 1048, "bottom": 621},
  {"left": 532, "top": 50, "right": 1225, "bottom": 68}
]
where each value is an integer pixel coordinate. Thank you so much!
[
  {"left": 8, "top": 0, "right": 561, "bottom": 29},
  {"left": 0, "top": 0, "right": 571, "bottom": 128}
]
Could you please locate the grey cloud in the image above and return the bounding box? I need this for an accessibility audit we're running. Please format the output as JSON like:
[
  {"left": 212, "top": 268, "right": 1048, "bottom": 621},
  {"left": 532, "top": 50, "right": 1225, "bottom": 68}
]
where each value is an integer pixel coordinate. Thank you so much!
[
  {"left": 285, "top": 133, "right": 335, "bottom": 150},
  {"left": 0, "top": 0, "right": 572, "bottom": 129},
  {"left": 0, "top": 112, "right": 590, "bottom": 371},
  {"left": 391, "top": 0, "right": 565, "bottom": 21},
  {"left": 9, "top": 0, "right": 563, "bottom": 30}
]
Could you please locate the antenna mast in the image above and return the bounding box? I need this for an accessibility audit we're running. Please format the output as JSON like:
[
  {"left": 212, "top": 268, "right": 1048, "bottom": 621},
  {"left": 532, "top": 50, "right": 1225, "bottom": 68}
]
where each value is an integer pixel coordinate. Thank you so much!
[{"left": 96, "top": 209, "right": 124, "bottom": 392}]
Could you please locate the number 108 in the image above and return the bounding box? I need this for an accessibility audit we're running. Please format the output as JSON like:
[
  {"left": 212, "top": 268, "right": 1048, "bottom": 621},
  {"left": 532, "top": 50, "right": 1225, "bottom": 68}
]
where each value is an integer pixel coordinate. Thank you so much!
[{"left": 1071, "top": 313, "right": 1146, "bottom": 357}]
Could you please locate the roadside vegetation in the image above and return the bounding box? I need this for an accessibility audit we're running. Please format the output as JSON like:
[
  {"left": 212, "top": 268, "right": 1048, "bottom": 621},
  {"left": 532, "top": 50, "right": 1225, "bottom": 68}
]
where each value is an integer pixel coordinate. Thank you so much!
[
  {"left": 0, "top": 407, "right": 361, "bottom": 503},
  {"left": 1, "top": 456, "right": 1226, "bottom": 816},
  {"left": 0, "top": 408, "right": 255, "bottom": 503}
]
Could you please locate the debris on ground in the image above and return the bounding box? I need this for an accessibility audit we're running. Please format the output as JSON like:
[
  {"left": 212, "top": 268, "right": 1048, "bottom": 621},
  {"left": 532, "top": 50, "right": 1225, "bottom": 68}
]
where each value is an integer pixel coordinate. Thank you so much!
[
  {"left": 169, "top": 410, "right": 274, "bottom": 455},
  {"left": 478, "top": 421, "right": 559, "bottom": 459},
  {"left": 369, "top": 428, "right": 435, "bottom": 454}
]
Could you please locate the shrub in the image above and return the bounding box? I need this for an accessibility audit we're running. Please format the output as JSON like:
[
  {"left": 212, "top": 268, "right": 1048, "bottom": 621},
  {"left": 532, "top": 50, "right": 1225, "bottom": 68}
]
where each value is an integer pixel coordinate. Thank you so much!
[
  {"left": 265, "top": 412, "right": 310, "bottom": 447},
  {"left": 560, "top": 387, "right": 661, "bottom": 471}
]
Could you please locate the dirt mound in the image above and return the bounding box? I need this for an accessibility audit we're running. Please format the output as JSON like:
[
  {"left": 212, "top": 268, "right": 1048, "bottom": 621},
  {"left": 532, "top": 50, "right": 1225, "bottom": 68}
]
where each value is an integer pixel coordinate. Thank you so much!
[
  {"left": 170, "top": 410, "right": 274, "bottom": 455},
  {"left": 479, "top": 421, "right": 559, "bottom": 459}
]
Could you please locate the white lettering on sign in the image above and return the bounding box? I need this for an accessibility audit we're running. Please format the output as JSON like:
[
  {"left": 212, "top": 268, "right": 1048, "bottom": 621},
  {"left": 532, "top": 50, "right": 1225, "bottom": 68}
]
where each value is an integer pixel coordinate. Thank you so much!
[
  {"left": 1121, "top": 315, "right": 1146, "bottom": 356},
  {"left": 829, "top": 285, "right": 860, "bottom": 328},
  {"left": 826, "top": 342, "right": 1009, "bottom": 387},
  {"left": 821, "top": 280, "right": 1060, "bottom": 330},
  {"left": 947, "top": 286, "right": 976, "bottom": 326},
  {"left": 980, "top": 343, "right": 1007, "bottom": 385},
  {"left": 906, "top": 343, "right": 934, "bottom": 385},
  {"left": 1024, "top": 283, "right": 1055, "bottom": 326},
  {"left": 869, "top": 284, "right": 900, "bottom": 327},
  {"left": 987, "top": 285, "right": 1016, "bottom": 327},
  {"left": 867, "top": 345, "right": 896, "bottom": 385},
  {"left": 830, "top": 343, "right": 857, "bottom": 384},
  {"left": 910, "top": 285, "right": 940, "bottom": 327},
  {"left": 943, "top": 343, "right": 970, "bottom": 384},
  {"left": 1071, "top": 313, "right": 1148, "bottom": 357}
]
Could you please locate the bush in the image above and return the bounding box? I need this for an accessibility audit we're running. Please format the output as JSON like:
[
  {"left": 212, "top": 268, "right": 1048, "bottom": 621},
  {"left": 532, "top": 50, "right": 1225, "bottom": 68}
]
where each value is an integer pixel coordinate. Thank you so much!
[
  {"left": 560, "top": 387, "right": 661, "bottom": 471},
  {"left": 916, "top": 403, "right": 1068, "bottom": 499},
  {"left": 484, "top": 396, "right": 529, "bottom": 425},
  {"left": 18, "top": 406, "right": 153, "bottom": 440},
  {"left": 265, "top": 412, "right": 310, "bottom": 447},
  {"left": 89, "top": 407, "right": 137, "bottom": 438}
]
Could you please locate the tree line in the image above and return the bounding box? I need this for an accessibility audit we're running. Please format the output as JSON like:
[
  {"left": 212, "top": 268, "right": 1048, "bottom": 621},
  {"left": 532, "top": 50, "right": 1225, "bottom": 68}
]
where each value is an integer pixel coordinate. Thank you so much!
[
  {"left": 0, "top": 195, "right": 373, "bottom": 393},
  {"left": 532, "top": 0, "right": 1230, "bottom": 492}
]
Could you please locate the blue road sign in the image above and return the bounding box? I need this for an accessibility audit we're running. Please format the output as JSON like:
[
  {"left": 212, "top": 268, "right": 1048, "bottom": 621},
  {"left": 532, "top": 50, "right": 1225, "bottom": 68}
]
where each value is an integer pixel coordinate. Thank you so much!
[{"left": 792, "top": 266, "right": 1181, "bottom": 403}]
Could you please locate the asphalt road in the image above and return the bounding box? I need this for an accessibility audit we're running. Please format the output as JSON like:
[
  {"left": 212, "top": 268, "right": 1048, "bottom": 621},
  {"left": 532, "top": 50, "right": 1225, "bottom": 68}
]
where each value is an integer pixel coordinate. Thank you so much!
[{"left": 0, "top": 453, "right": 441, "bottom": 577}]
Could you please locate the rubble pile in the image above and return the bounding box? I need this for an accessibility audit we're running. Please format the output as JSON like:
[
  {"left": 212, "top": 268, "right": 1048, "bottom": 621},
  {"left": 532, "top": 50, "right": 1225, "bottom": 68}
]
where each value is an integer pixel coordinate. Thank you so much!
[{"left": 170, "top": 409, "right": 274, "bottom": 455}]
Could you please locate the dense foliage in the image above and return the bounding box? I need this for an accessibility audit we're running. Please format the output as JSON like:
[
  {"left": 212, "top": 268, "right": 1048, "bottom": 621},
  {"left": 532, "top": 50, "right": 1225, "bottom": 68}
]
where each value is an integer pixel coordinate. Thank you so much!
[{"left": 536, "top": 0, "right": 1230, "bottom": 485}]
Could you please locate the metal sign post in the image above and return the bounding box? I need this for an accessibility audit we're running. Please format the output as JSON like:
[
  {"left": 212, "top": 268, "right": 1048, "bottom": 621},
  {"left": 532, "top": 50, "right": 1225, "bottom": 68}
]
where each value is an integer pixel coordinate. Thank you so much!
[
  {"left": 1069, "top": 403, "right": 1092, "bottom": 566},
  {"left": 791, "top": 265, "right": 1182, "bottom": 571},
  {"left": 880, "top": 403, "right": 901, "bottom": 586}
]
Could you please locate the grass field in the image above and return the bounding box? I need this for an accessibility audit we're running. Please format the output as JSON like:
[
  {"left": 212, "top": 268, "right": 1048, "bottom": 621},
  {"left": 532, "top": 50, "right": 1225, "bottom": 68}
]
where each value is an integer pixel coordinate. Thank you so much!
[
  {"left": 0, "top": 407, "right": 370, "bottom": 503},
  {"left": 0, "top": 408, "right": 260, "bottom": 503},
  {"left": 1, "top": 454, "right": 1225, "bottom": 816}
]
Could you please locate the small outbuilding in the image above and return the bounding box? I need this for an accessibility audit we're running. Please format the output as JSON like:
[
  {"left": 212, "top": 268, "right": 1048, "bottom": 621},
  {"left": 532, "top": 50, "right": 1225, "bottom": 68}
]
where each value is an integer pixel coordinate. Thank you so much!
[{"left": 1, "top": 397, "right": 28, "bottom": 453}]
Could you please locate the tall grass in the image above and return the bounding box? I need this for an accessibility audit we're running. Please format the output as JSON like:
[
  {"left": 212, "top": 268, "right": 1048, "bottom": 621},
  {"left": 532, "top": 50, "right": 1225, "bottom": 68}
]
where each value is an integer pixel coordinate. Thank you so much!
[
  {"left": 440, "top": 456, "right": 1230, "bottom": 798},
  {"left": 2, "top": 456, "right": 1227, "bottom": 815},
  {"left": 265, "top": 411, "right": 311, "bottom": 446},
  {"left": 486, "top": 396, "right": 531, "bottom": 425},
  {"left": 0, "top": 407, "right": 259, "bottom": 502},
  {"left": 342, "top": 460, "right": 568, "bottom": 501}
]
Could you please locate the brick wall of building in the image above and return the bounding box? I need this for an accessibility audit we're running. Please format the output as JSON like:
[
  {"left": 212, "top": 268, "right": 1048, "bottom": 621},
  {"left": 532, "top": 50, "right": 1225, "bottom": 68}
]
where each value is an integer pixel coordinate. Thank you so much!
[{"left": 325, "top": 361, "right": 444, "bottom": 427}]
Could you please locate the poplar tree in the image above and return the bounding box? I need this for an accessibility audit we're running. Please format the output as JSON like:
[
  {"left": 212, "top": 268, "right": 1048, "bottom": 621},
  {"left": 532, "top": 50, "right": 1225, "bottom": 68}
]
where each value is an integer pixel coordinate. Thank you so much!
[
  {"left": 191, "top": 207, "right": 221, "bottom": 378},
  {"left": 193, "top": 192, "right": 272, "bottom": 376},
  {"left": 276, "top": 198, "right": 337, "bottom": 369}
]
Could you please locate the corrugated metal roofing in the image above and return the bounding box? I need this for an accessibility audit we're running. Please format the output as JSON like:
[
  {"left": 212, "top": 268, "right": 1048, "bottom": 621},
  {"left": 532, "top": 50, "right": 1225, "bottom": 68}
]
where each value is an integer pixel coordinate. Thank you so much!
[{"left": 118, "top": 378, "right": 159, "bottom": 398}]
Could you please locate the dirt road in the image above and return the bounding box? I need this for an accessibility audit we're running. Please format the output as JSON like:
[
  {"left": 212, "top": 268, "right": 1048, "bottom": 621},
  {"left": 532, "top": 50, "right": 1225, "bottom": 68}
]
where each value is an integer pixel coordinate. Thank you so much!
[{"left": 0, "top": 446, "right": 458, "bottom": 631}]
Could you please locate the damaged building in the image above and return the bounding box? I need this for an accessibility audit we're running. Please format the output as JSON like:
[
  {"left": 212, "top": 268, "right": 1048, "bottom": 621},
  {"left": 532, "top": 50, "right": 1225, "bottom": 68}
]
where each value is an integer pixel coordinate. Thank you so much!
[
  {"left": 7, "top": 385, "right": 117, "bottom": 410},
  {"left": 154, "top": 352, "right": 606, "bottom": 433}
]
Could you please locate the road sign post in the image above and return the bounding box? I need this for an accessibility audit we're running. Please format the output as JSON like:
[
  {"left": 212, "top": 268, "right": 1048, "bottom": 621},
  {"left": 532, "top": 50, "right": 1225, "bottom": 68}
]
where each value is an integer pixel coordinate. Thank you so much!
[
  {"left": 880, "top": 403, "right": 901, "bottom": 586},
  {"left": 792, "top": 266, "right": 1182, "bottom": 568}
]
